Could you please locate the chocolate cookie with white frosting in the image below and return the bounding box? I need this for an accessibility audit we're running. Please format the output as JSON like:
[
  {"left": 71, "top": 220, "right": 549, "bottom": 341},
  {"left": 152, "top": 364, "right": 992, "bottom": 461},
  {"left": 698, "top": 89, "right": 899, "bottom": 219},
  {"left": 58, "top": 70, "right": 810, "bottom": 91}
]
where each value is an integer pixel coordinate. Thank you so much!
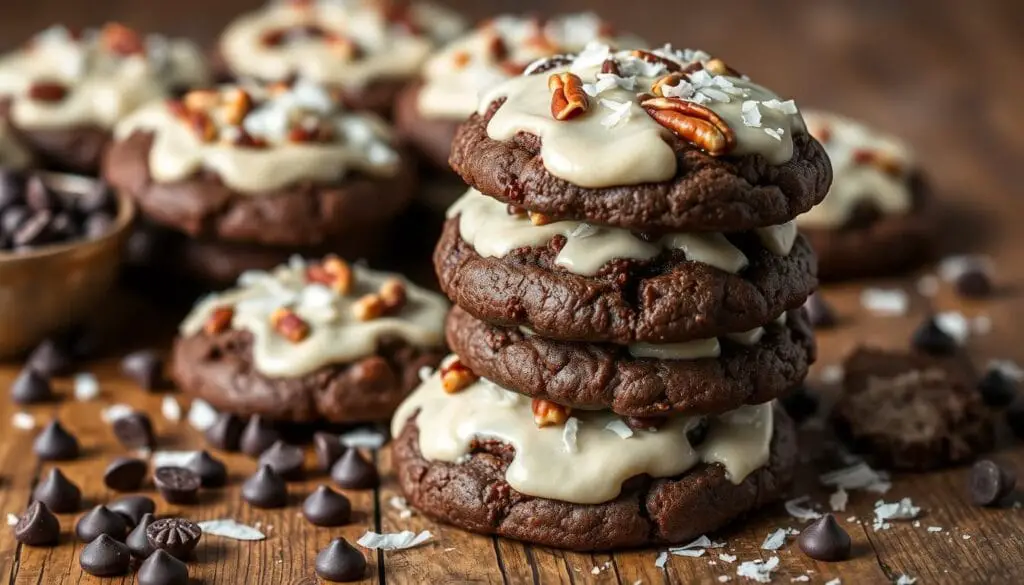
[
  {"left": 0, "top": 23, "right": 209, "bottom": 174},
  {"left": 391, "top": 364, "right": 796, "bottom": 550},
  {"left": 171, "top": 256, "right": 449, "bottom": 423},
  {"left": 217, "top": 0, "right": 464, "bottom": 117},
  {"left": 104, "top": 80, "right": 416, "bottom": 247},
  {"left": 797, "top": 111, "right": 935, "bottom": 280},
  {"left": 450, "top": 44, "right": 831, "bottom": 232}
]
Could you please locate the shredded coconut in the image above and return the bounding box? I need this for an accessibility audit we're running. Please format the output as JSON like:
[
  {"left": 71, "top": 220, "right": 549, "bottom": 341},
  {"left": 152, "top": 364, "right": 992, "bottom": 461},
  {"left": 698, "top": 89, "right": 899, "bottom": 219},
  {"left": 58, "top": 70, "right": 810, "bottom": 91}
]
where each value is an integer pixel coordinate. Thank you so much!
[
  {"left": 604, "top": 419, "right": 634, "bottom": 439},
  {"left": 11, "top": 412, "right": 35, "bottom": 430},
  {"left": 73, "top": 373, "right": 99, "bottom": 401},
  {"left": 187, "top": 398, "right": 218, "bottom": 431},
  {"left": 389, "top": 496, "right": 413, "bottom": 519},
  {"left": 790, "top": 577, "right": 810, "bottom": 583},
  {"left": 741, "top": 101, "right": 762, "bottom": 127},
  {"left": 829, "top": 487, "right": 849, "bottom": 512},
  {"left": 935, "top": 311, "right": 970, "bottom": 344},
  {"left": 654, "top": 551, "right": 669, "bottom": 569},
  {"left": 820, "top": 364, "right": 845, "bottom": 384},
  {"left": 599, "top": 98, "right": 632, "bottom": 128},
  {"left": 719, "top": 553, "right": 737, "bottom": 563},
  {"left": 989, "top": 359, "right": 1024, "bottom": 381},
  {"left": 101, "top": 404, "right": 134, "bottom": 423},
  {"left": 151, "top": 450, "right": 199, "bottom": 469},
  {"left": 820, "top": 462, "right": 892, "bottom": 493},
  {"left": 873, "top": 497, "right": 920, "bottom": 530},
  {"left": 916, "top": 274, "right": 940, "bottom": 297},
  {"left": 669, "top": 535, "right": 712, "bottom": 557},
  {"left": 357, "top": 530, "right": 432, "bottom": 550},
  {"left": 198, "top": 519, "right": 266, "bottom": 541},
  {"left": 762, "top": 99, "right": 798, "bottom": 114},
  {"left": 736, "top": 556, "right": 779, "bottom": 583},
  {"left": 895, "top": 576, "right": 917, "bottom": 585},
  {"left": 860, "top": 288, "right": 909, "bottom": 315},
  {"left": 418, "top": 366, "right": 433, "bottom": 382},
  {"left": 927, "top": 526, "right": 943, "bottom": 533},
  {"left": 825, "top": 579, "right": 842, "bottom": 585},
  {"left": 6, "top": 513, "right": 18, "bottom": 526},
  {"left": 161, "top": 396, "right": 182, "bottom": 422},
  {"left": 785, "top": 496, "right": 822, "bottom": 521},
  {"left": 938, "top": 254, "right": 992, "bottom": 282},
  {"left": 761, "top": 528, "right": 788, "bottom": 550}
]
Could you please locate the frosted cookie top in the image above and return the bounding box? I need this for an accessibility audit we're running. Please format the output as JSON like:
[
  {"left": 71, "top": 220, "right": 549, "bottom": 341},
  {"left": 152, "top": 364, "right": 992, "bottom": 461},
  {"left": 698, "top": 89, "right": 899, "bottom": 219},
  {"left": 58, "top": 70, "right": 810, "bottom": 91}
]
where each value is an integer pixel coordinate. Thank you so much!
[
  {"left": 417, "top": 13, "right": 640, "bottom": 120},
  {"left": 477, "top": 43, "right": 807, "bottom": 188},
  {"left": 0, "top": 119, "right": 31, "bottom": 170},
  {"left": 0, "top": 23, "right": 208, "bottom": 130},
  {"left": 219, "top": 0, "right": 465, "bottom": 88},
  {"left": 797, "top": 110, "right": 916, "bottom": 228},
  {"left": 180, "top": 256, "right": 449, "bottom": 377},
  {"left": 115, "top": 80, "right": 400, "bottom": 193}
]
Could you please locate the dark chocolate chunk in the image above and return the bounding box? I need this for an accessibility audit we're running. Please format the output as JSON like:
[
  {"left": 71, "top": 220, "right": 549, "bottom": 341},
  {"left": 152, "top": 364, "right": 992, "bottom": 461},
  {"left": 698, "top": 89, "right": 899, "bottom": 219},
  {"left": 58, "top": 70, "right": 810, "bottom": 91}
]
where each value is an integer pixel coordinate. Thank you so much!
[
  {"left": 14, "top": 501, "right": 60, "bottom": 546},
  {"left": 186, "top": 450, "right": 227, "bottom": 488},
  {"left": 84, "top": 212, "right": 115, "bottom": 239},
  {"left": 13, "top": 209, "right": 53, "bottom": 247},
  {"left": 844, "top": 199, "right": 883, "bottom": 229},
  {"left": 978, "top": 368, "right": 1017, "bottom": 408},
  {"left": 121, "top": 349, "right": 166, "bottom": 390},
  {"left": 11, "top": 368, "right": 54, "bottom": 404},
  {"left": 79, "top": 533, "right": 132, "bottom": 576},
  {"left": 0, "top": 205, "right": 28, "bottom": 234},
  {"left": 205, "top": 413, "right": 244, "bottom": 451},
  {"left": 153, "top": 467, "right": 201, "bottom": 505},
  {"left": 315, "top": 537, "right": 367, "bottom": 582},
  {"left": 0, "top": 169, "right": 25, "bottom": 210},
  {"left": 241, "top": 465, "right": 288, "bottom": 509},
  {"left": 910, "top": 317, "right": 957, "bottom": 356},
  {"left": 26, "top": 337, "right": 75, "bottom": 377},
  {"left": 108, "top": 495, "right": 156, "bottom": 527},
  {"left": 969, "top": 460, "right": 1016, "bottom": 507},
  {"left": 34, "top": 420, "right": 79, "bottom": 461},
  {"left": 780, "top": 385, "right": 819, "bottom": 424},
  {"left": 146, "top": 517, "right": 202, "bottom": 560},
  {"left": 24, "top": 176, "right": 59, "bottom": 211},
  {"left": 127, "top": 513, "right": 157, "bottom": 558},
  {"left": 803, "top": 293, "right": 837, "bottom": 329},
  {"left": 240, "top": 415, "right": 280, "bottom": 457},
  {"left": 76, "top": 184, "right": 114, "bottom": 215},
  {"left": 1008, "top": 405, "right": 1024, "bottom": 441},
  {"left": 955, "top": 269, "right": 993, "bottom": 299},
  {"left": 111, "top": 411, "right": 156, "bottom": 450},
  {"left": 137, "top": 549, "right": 190, "bottom": 585},
  {"left": 330, "top": 448, "right": 379, "bottom": 490},
  {"left": 314, "top": 432, "right": 346, "bottom": 472},
  {"left": 797, "top": 514, "right": 851, "bottom": 561},
  {"left": 103, "top": 457, "right": 149, "bottom": 492},
  {"left": 75, "top": 505, "right": 129, "bottom": 542},
  {"left": 49, "top": 212, "right": 76, "bottom": 239},
  {"left": 32, "top": 467, "right": 82, "bottom": 513},
  {"left": 302, "top": 485, "right": 352, "bottom": 527},
  {"left": 258, "top": 440, "right": 305, "bottom": 480}
]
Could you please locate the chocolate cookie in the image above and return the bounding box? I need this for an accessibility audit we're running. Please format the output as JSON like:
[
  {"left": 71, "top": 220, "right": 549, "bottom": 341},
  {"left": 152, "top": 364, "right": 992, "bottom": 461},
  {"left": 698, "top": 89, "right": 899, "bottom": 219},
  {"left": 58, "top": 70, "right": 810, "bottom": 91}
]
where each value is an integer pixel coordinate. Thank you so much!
[
  {"left": 832, "top": 348, "right": 994, "bottom": 471},
  {"left": 393, "top": 82, "right": 460, "bottom": 170},
  {"left": 447, "top": 305, "right": 814, "bottom": 418}
]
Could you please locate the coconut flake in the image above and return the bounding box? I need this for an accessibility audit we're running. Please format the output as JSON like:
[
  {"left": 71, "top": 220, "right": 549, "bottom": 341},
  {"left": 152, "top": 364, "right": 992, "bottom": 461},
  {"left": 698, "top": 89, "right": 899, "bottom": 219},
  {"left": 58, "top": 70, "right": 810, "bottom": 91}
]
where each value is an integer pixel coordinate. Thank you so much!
[
  {"left": 895, "top": 576, "right": 917, "bottom": 585},
  {"left": 736, "top": 556, "right": 779, "bottom": 583},
  {"left": 761, "top": 528, "right": 788, "bottom": 551},
  {"left": 357, "top": 530, "right": 432, "bottom": 550},
  {"left": 973, "top": 314, "right": 992, "bottom": 335},
  {"left": 762, "top": 99, "right": 799, "bottom": 115},
  {"left": 418, "top": 366, "right": 433, "bottom": 382},
  {"left": 669, "top": 535, "right": 713, "bottom": 557},
  {"left": 829, "top": 487, "right": 849, "bottom": 512},
  {"left": 340, "top": 428, "right": 386, "bottom": 449},
  {"left": 599, "top": 98, "right": 632, "bottom": 128},
  {"left": 820, "top": 364, "right": 845, "bottom": 385},
  {"left": 562, "top": 417, "right": 580, "bottom": 454},
  {"left": 935, "top": 311, "right": 970, "bottom": 344},
  {"left": 791, "top": 577, "right": 810, "bottom": 583},
  {"left": 927, "top": 526, "right": 943, "bottom": 532},
  {"left": 73, "top": 373, "right": 99, "bottom": 401},
  {"left": 873, "top": 497, "right": 920, "bottom": 530},
  {"left": 162, "top": 396, "right": 182, "bottom": 422},
  {"left": 741, "top": 101, "right": 762, "bottom": 128},
  {"left": 860, "top": 288, "right": 908, "bottom": 315},
  {"left": 764, "top": 128, "right": 784, "bottom": 141},
  {"left": 938, "top": 255, "right": 992, "bottom": 283},
  {"left": 389, "top": 496, "right": 413, "bottom": 519},
  {"left": 820, "top": 462, "right": 892, "bottom": 493},
  {"left": 916, "top": 274, "right": 940, "bottom": 297},
  {"left": 719, "top": 553, "right": 737, "bottom": 563},
  {"left": 187, "top": 399, "right": 218, "bottom": 431},
  {"left": 571, "top": 42, "right": 611, "bottom": 71},
  {"left": 198, "top": 519, "right": 266, "bottom": 541},
  {"left": 101, "top": 404, "right": 134, "bottom": 423},
  {"left": 785, "top": 496, "right": 822, "bottom": 521},
  {"left": 662, "top": 80, "right": 695, "bottom": 99},
  {"left": 718, "top": 577, "right": 731, "bottom": 583},
  {"left": 655, "top": 551, "right": 669, "bottom": 569},
  {"left": 825, "top": 580, "right": 842, "bottom": 585},
  {"left": 604, "top": 419, "right": 635, "bottom": 439},
  {"left": 151, "top": 450, "right": 199, "bottom": 469},
  {"left": 6, "top": 513, "right": 18, "bottom": 526},
  {"left": 989, "top": 359, "right": 1024, "bottom": 381},
  {"left": 570, "top": 223, "right": 598, "bottom": 239},
  {"left": 12, "top": 412, "right": 35, "bottom": 430}
]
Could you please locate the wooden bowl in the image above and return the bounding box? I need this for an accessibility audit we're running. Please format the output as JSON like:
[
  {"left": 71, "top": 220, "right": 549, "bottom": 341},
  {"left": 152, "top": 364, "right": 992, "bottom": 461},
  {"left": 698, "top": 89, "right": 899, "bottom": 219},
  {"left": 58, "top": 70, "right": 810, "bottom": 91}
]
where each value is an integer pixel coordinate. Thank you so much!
[{"left": 0, "top": 172, "right": 135, "bottom": 359}]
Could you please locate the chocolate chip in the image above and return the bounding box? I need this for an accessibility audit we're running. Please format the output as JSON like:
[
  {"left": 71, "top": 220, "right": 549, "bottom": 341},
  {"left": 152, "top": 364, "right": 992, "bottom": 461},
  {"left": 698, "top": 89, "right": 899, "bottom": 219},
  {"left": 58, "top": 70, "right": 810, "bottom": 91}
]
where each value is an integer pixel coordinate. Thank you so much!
[
  {"left": 14, "top": 501, "right": 60, "bottom": 546},
  {"left": 978, "top": 368, "right": 1017, "bottom": 408},
  {"left": 0, "top": 203, "right": 28, "bottom": 234},
  {"left": 242, "top": 464, "right": 288, "bottom": 509},
  {"left": 24, "top": 176, "right": 59, "bottom": 211},
  {"left": 803, "top": 293, "right": 837, "bottom": 329},
  {"left": 75, "top": 505, "right": 129, "bottom": 542},
  {"left": 138, "top": 549, "right": 190, "bottom": 585},
  {"left": 330, "top": 448, "right": 379, "bottom": 490},
  {"left": 11, "top": 368, "right": 54, "bottom": 404},
  {"left": 258, "top": 440, "right": 305, "bottom": 480},
  {"left": 955, "top": 269, "right": 993, "bottom": 299},
  {"left": 187, "top": 450, "right": 227, "bottom": 487},
  {"left": 76, "top": 184, "right": 114, "bottom": 215},
  {"left": 205, "top": 413, "right": 244, "bottom": 451},
  {"left": 797, "top": 514, "right": 851, "bottom": 561},
  {"left": 34, "top": 420, "right": 79, "bottom": 461},
  {"left": 153, "top": 467, "right": 201, "bottom": 505},
  {"left": 84, "top": 212, "right": 114, "bottom": 239},
  {"left": 127, "top": 513, "right": 157, "bottom": 558},
  {"left": 49, "top": 212, "right": 76, "bottom": 239},
  {"left": 315, "top": 537, "right": 367, "bottom": 582},
  {"left": 111, "top": 411, "right": 156, "bottom": 450},
  {"left": 781, "top": 385, "right": 819, "bottom": 424},
  {"left": 13, "top": 209, "right": 53, "bottom": 247},
  {"left": 0, "top": 169, "right": 25, "bottom": 210},
  {"left": 240, "top": 415, "right": 280, "bottom": 457},
  {"left": 108, "top": 495, "right": 156, "bottom": 527},
  {"left": 26, "top": 337, "right": 74, "bottom": 376},
  {"left": 146, "top": 517, "right": 202, "bottom": 560},
  {"left": 32, "top": 467, "right": 82, "bottom": 513},
  {"left": 314, "top": 432, "right": 346, "bottom": 472},
  {"left": 969, "top": 460, "right": 1016, "bottom": 507},
  {"left": 79, "top": 533, "right": 132, "bottom": 577},
  {"left": 1008, "top": 405, "right": 1024, "bottom": 441},
  {"left": 303, "top": 485, "right": 352, "bottom": 527},
  {"left": 121, "top": 349, "right": 166, "bottom": 390},
  {"left": 911, "top": 317, "right": 957, "bottom": 356},
  {"left": 103, "top": 457, "right": 149, "bottom": 492}
]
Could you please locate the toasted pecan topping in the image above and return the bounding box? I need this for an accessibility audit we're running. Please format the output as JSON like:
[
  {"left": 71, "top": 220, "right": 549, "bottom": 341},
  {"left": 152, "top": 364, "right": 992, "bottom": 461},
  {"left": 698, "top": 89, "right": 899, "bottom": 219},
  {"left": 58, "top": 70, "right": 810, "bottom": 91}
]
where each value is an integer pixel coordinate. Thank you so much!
[
  {"left": 548, "top": 72, "right": 588, "bottom": 121},
  {"left": 641, "top": 96, "right": 735, "bottom": 156},
  {"left": 532, "top": 399, "right": 571, "bottom": 427},
  {"left": 440, "top": 358, "right": 478, "bottom": 394}
]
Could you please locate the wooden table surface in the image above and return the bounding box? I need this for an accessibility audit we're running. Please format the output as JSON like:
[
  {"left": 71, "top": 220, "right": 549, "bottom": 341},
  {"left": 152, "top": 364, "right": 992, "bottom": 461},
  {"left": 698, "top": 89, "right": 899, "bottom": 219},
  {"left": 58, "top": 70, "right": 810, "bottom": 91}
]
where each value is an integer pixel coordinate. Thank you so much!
[{"left": 2, "top": 0, "right": 1024, "bottom": 583}]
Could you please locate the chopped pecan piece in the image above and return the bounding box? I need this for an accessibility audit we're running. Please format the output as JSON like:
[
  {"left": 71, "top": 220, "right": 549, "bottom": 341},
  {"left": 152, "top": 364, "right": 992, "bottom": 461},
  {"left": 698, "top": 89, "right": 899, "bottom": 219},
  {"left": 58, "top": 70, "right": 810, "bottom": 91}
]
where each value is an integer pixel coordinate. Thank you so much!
[
  {"left": 306, "top": 255, "right": 353, "bottom": 294},
  {"left": 651, "top": 72, "right": 684, "bottom": 97},
  {"left": 506, "top": 204, "right": 527, "bottom": 217},
  {"left": 532, "top": 399, "right": 571, "bottom": 427},
  {"left": 440, "top": 358, "right": 478, "bottom": 394},
  {"left": 223, "top": 88, "right": 252, "bottom": 126},
  {"left": 203, "top": 306, "right": 235, "bottom": 335},
  {"left": 27, "top": 81, "right": 68, "bottom": 102},
  {"left": 528, "top": 211, "right": 554, "bottom": 226},
  {"left": 260, "top": 28, "right": 287, "bottom": 47},
  {"left": 704, "top": 58, "right": 742, "bottom": 77},
  {"left": 188, "top": 111, "right": 217, "bottom": 143},
  {"left": 485, "top": 32, "right": 509, "bottom": 61},
  {"left": 183, "top": 89, "right": 220, "bottom": 112},
  {"left": 630, "top": 49, "right": 682, "bottom": 73},
  {"left": 100, "top": 22, "right": 145, "bottom": 56},
  {"left": 853, "top": 149, "right": 903, "bottom": 176},
  {"left": 352, "top": 294, "right": 386, "bottom": 321},
  {"left": 378, "top": 278, "right": 407, "bottom": 313},
  {"left": 270, "top": 308, "right": 311, "bottom": 342},
  {"left": 601, "top": 58, "right": 621, "bottom": 76},
  {"left": 166, "top": 99, "right": 188, "bottom": 119},
  {"left": 227, "top": 129, "right": 268, "bottom": 149},
  {"left": 452, "top": 50, "right": 471, "bottom": 68},
  {"left": 548, "top": 72, "right": 588, "bottom": 121},
  {"left": 641, "top": 96, "right": 735, "bottom": 156},
  {"left": 325, "top": 33, "right": 361, "bottom": 60}
]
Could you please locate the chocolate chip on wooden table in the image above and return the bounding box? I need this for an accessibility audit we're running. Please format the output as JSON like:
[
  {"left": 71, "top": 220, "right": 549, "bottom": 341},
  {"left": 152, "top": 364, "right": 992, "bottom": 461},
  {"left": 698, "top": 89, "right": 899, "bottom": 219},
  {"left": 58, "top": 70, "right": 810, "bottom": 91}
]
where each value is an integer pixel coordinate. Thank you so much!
[
  {"left": 11, "top": 368, "right": 54, "bottom": 404},
  {"left": 258, "top": 440, "right": 306, "bottom": 480},
  {"left": 127, "top": 513, "right": 157, "bottom": 558},
  {"left": 103, "top": 457, "right": 149, "bottom": 492},
  {"left": 797, "top": 514, "right": 852, "bottom": 561},
  {"left": 331, "top": 448, "right": 379, "bottom": 489},
  {"left": 80, "top": 534, "right": 132, "bottom": 577},
  {"left": 34, "top": 420, "right": 79, "bottom": 461},
  {"left": 910, "top": 316, "right": 958, "bottom": 356},
  {"left": 205, "top": 413, "right": 244, "bottom": 451},
  {"left": 26, "top": 337, "right": 75, "bottom": 377},
  {"left": 978, "top": 367, "right": 1018, "bottom": 408},
  {"left": 24, "top": 176, "right": 60, "bottom": 211},
  {"left": 242, "top": 464, "right": 288, "bottom": 509},
  {"left": 14, "top": 501, "right": 60, "bottom": 546},
  {"left": 146, "top": 517, "right": 202, "bottom": 560},
  {"left": 303, "top": 485, "right": 352, "bottom": 527},
  {"left": 138, "top": 549, "right": 190, "bottom": 585},
  {"left": 314, "top": 432, "right": 346, "bottom": 472},
  {"left": 780, "top": 384, "right": 819, "bottom": 424},
  {"left": 75, "top": 505, "right": 129, "bottom": 542},
  {"left": 111, "top": 411, "right": 156, "bottom": 449},
  {"left": 153, "top": 467, "right": 201, "bottom": 505},
  {"left": 32, "top": 467, "right": 82, "bottom": 513},
  {"left": 955, "top": 268, "right": 993, "bottom": 299},
  {"left": 316, "top": 537, "right": 367, "bottom": 582},
  {"left": 121, "top": 349, "right": 166, "bottom": 390},
  {"left": 187, "top": 450, "right": 228, "bottom": 487},
  {"left": 12, "top": 209, "right": 54, "bottom": 247},
  {"left": 108, "top": 495, "right": 156, "bottom": 527},
  {"left": 969, "top": 459, "right": 1017, "bottom": 507},
  {"left": 240, "top": 415, "right": 280, "bottom": 457},
  {"left": 803, "top": 293, "right": 837, "bottom": 329}
]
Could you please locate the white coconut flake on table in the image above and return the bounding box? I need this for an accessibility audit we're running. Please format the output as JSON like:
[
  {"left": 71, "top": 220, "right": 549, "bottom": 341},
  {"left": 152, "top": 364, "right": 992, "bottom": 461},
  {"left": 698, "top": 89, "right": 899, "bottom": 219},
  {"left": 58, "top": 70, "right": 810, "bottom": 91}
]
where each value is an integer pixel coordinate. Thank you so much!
[
  {"left": 736, "top": 556, "right": 779, "bottom": 583},
  {"left": 340, "top": 428, "right": 386, "bottom": 449},
  {"left": 935, "top": 311, "right": 970, "bottom": 344},
  {"left": 989, "top": 359, "right": 1024, "bottom": 381},
  {"left": 916, "top": 274, "right": 940, "bottom": 297},
  {"left": 760, "top": 528, "right": 788, "bottom": 551},
  {"left": 11, "top": 412, "right": 35, "bottom": 430},
  {"left": 151, "top": 450, "right": 199, "bottom": 469},
  {"left": 938, "top": 254, "right": 992, "bottom": 282},
  {"left": 860, "top": 288, "right": 909, "bottom": 316},
  {"left": 101, "top": 403, "right": 134, "bottom": 423},
  {"left": 718, "top": 576, "right": 731, "bottom": 583},
  {"left": 791, "top": 577, "right": 810, "bottom": 583},
  {"left": 562, "top": 417, "right": 580, "bottom": 453},
  {"left": 719, "top": 553, "right": 737, "bottom": 563},
  {"left": 162, "top": 396, "right": 182, "bottom": 421},
  {"left": 784, "top": 495, "right": 822, "bottom": 521},
  {"left": 895, "top": 575, "right": 917, "bottom": 585},
  {"left": 829, "top": 487, "right": 849, "bottom": 512},
  {"left": 654, "top": 551, "right": 669, "bottom": 569},
  {"left": 389, "top": 496, "right": 413, "bottom": 519},
  {"left": 927, "top": 526, "right": 943, "bottom": 532},
  {"left": 73, "top": 372, "right": 99, "bottom": 401},
  {"left": 668, "top": 534, "right": 712, "bottom": 557},
  {"left": 604, "top": 419, "right": 634, "bottom": 439},
  {"left": 973, "top": 314, "right": 992, "bottom": 335},
  {"left": 825, "top": 579, "right": 842, "bottom": 585},
  {"left": 819, "top": 364, "right": 845, "bottom": 385},
  {"left": 357, "top": 530, "right": 432, "bottom": 550},
  {"left": 187, "top": 398, "right": 218, "bottom": 431},
  {"left": 819, "top": 462, "right": 892, "bottom": 493},
  {"left": 198, "top": 519, "right": 266, "bottom": 541},
  {"left": 873, "top": 497, "right": 921, "bottom": 531},
  {"left": 418, "top": 366, "right": 434, "bottom": 382},
  {"left": 6, "top": 513, "right": 18, "bottom": 526}
]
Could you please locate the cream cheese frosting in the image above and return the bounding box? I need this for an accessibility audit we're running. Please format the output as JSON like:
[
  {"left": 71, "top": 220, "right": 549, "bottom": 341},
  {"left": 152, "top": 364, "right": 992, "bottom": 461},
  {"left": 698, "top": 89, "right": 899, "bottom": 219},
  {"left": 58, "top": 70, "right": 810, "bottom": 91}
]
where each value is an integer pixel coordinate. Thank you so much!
[
  {"left": 115, "top": 80, "right": 400, "bottom": 193},
  {"left": 0, "top": 119, "right": 31, "bottom": 169},
  {"left": 627, "top": 312, "right": 788, "bottom": 360},
  {"left": 0, "top": 24, "right": 208, "bottom": 130},
  {"left": 797, "top": 110, "right": 915, "bottom": 228},
  {"left": 417, "top": 13, "right": 641, "bottom": 120},
  {"left": 180, "top": 257, "right": 448, "bottom": 377},
  {"left": 477, "top": 43, "right": 807, "bottom": 188},
  {"left": 219, "top": 0, "right": 464, "bottom": 89},
  {"left": 393, "top": 360, "right": 774, "bottom": 504}
]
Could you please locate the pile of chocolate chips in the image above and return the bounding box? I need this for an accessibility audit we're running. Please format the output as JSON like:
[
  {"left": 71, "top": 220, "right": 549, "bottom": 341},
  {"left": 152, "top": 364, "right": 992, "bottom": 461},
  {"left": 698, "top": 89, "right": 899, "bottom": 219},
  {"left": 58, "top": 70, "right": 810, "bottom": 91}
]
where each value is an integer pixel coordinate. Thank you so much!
[{"left": 0, "top": 170, "right": 117, "bottom": 252}]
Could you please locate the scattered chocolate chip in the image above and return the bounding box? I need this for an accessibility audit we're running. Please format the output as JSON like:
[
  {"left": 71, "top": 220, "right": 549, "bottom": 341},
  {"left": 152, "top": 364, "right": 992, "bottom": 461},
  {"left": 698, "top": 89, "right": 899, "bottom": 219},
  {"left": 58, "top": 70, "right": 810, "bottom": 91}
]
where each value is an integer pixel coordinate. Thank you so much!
[
  {"left": 80, "top": 533, "right": 132, "bottom": 577},
  {"left": 76, "top": 183, "right": 115, "bottom": 215},
  {"left": 26, "top": 337, "right": 74, "bottom": 377},
  {"left": 111, "top": 411, "right": 156, "bottom": 449},
  {"left": 969, "top": 460, "right": 1016, "bottom": 507},
  {"left": 75, "top": 505, "right": 129, "bottom": 542},
  {"left": 797, "top": 514, "right": 851, "bottom": 561},
  {"left": 303, "top": 485, "right": 352, "bottom": 527},
  {"left": 108, "top": 495, "right": 156, "bottom": 527},
  {"left": 205, "top": 413, "right": 244, "bottom": 451},
  {"left": 240, "top": 415, "right": 280, "bottom": 457},
  {"left": 330, "top": 448, "right": 379, "bottom": 490},
  {"left": 138, "top": 549, "right": 190, "bottom": 585},
  {"left": 0, "top": 205, "right": 28, "bottom": 234},
  {"left": 803, "top": 293, "right": 837, "bottom": 329},
  {"left": 313, "top": 432, "right": 346, "bottom": 472},
  {"left": 14, "top": 501, "right": 60, "bottom": 546},
  {"left": 1008, "top": 405, "right": 1024, "bottom": 441},
  {"left": 955, "top": 269, "right": 993, "bottom": 299},
  {"left": 34, "top": 420, "right": 79, "bottom": 461},
  {"left": 121, "top": 349, "right": 166, "bottom": 390},
  {"left": 24, "top": 176, "right": 60, "bottom": 211},
  {"left": 103, "top": 457, "right": 149, "bottom": 492},
  {"left": 242, "top": 464, "right": 288, "bottom": 508},
  {"left": 781, "top": 385, "right": 819, "bottom": 424},
  {"left": 127, "top": 513, "right": 157, "bottom": 558},
  {"left": 146, "top": 517, "right": 202, "bottom": 560},
  {"left": 187, "top": 450, "right": 227, "bottom": 487},
  {"left": 32, "top": 467, "right": 82, "bottom": 513},
  {"left": 153, "top": 467, "right": 201, "bottom": 505},
  {"left": 315, "top": 537, "right": 367, "bottom": 582},
  {"left": 910, "top": 317, "right": 957, "bottom": 356},
  {"left": 84, "top": 212, "right": 115, "bottom": 239},
  {"left": 11, "top": 368, "right": 54, "bottom": 404},
  {"left": 258, "top": 440, "right": 305, "bottom": 480},
  {"left": 978, "top": 368, "right": 1017, "bottom": 408},
  {"left": 13, "top": 209, "right": 54, "bottom": 247}
]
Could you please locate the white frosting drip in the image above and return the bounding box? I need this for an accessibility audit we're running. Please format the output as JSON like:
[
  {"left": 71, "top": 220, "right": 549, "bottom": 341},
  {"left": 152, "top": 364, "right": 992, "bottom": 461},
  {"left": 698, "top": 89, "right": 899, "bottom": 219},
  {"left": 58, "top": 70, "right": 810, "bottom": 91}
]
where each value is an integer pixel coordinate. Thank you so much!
[
  {"left": 114, "top": 82, "right": 400, "bottom": 193},
  {"left": 180, "top": 258, "right": 448, "bottom": 377},
  {"left": 0, "top": 25, "right": 208, "bottom": 130},
  {"left": 627, "top": 311, "right": 787, "bottom": 359},
  {"left": 797, "top": 110, "right": 914, "bottom": 228},
  {"left": 392, "top": 364, "right": 774, "bottom": 504},
  {"left": 220, "top": 0, "right": 464, "bottom": 89},
  {"left": 477, "top": 44, "right": 806, "bottom": 188},
  {"left": 0, "top": 119, "right": 31, "bottom": 169}
]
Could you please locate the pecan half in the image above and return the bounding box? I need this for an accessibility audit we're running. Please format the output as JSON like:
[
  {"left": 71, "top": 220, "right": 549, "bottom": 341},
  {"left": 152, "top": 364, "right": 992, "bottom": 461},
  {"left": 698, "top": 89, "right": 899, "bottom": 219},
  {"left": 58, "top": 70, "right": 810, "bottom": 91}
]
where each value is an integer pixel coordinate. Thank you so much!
[
  {"left": 226, "top": 129, "right": 268, "bottom": 149},
  {"left": 853, "top": 149, "right": 903, "bottom": 177},
  {"left": 528, "top": 211, "right": 553, "bottom": 226},
  {"left": 440, "top": 358, "right": 477, "bottom": 394},
  {"left": 601, "top": 58, "right": 621, "bottom": 76},
  {"left": 223, "top": 88, "right": 252, "bottom": 126},
  {"left": 183, "top": 89, "right": 220, "bottom": 112},
  {"left": 641, "top": 96, "right": 735, "bottom": 156},
  {"left": 485, "top": 32, "right": 509, "bottom": 62},
  {"left": 651, "top": 72, "right": 684, "bottom": 97},
  {"left": 27, "top": 81, "right": 68, "bottom": 102},
  {"left": 532, "top": 399, "right": 571, "bottom": 427},
  {"left": 352, "top": 294, "right": 386, "bottom": 321},
  {"left": 525, "top": 55, "right": 573, "bottom": 76},
  {"left": 325, "top": 33, "right": 361, "bottom": 60},
  {"left": 188, "top": 111, "right": 217, "bottom": 143},
  {"left": 704, "top": 58, "right": 742, "bottom": 78},
  {"left": 630, "top": 49, "right": 681, "bottom": 73},
  {"left": 203, "top": 306, "right": 235, "bottom": 335},
  {"left": 548, "top": 72, "right": 588, "bottom": 121},
  {"left": 306, "top": 255, "right": 353, "bottom": 294},
  {"left": 100, "top": 23, "right": 145, "bottom": 56},
  {"left": 270, "top": 308, "right": 311, "bottom": 342},
  {"left": 378, "top": 278, "right": 407, "bottom": 313}
]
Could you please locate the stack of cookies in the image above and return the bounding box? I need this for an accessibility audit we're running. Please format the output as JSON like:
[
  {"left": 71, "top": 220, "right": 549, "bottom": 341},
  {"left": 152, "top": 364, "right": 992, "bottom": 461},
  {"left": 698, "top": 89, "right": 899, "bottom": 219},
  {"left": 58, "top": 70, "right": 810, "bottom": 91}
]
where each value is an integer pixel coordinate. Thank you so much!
[{"left": 392, "top": 43, "right": 831, "bottom": 550}]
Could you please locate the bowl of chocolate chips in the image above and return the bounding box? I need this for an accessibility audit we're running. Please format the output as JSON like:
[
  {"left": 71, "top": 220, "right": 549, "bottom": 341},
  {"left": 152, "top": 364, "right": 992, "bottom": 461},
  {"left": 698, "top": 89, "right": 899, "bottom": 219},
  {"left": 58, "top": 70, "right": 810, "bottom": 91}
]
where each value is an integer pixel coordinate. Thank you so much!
[{"left": 0, "top": 169, "right": 134, "bottom": 358}]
